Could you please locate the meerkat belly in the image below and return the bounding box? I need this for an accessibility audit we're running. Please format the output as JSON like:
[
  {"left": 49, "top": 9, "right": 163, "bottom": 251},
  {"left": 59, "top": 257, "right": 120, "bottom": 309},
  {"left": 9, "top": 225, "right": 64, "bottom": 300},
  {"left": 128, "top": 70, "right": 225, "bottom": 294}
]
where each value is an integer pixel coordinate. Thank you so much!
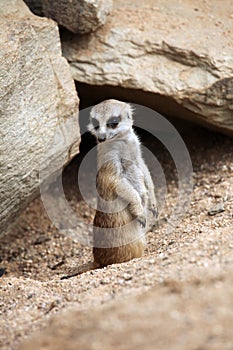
[
  {"left": 125, "top": 167, "right": 145, "bottom": 193},
  {"left": 95, "top": 161, "right": 131, "bottom": 222},
  {"left": 93, "top": 161, "right": 145, "bottom": 267}
]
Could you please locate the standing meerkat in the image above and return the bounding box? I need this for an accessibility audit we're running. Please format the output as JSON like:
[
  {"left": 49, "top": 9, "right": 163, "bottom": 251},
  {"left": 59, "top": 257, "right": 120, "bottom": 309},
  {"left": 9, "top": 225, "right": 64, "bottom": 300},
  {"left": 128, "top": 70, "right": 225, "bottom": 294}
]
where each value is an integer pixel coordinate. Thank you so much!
[{"left": 88, "top": 99, "right": 157, "bottom": 267}]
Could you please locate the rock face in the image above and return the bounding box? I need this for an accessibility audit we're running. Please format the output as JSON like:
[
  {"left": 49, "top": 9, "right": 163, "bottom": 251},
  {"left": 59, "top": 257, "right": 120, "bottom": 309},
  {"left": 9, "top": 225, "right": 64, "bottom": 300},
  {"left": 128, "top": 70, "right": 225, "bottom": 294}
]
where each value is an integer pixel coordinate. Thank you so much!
[
  {"left": 24, "top": 0, "right": 112, "bottom": 34},
  {"left": 0, "top": 0, "right": 80, "bottom": 235},
  {"left": 62, "top": 0, "right": 233, "bottom": 135}
]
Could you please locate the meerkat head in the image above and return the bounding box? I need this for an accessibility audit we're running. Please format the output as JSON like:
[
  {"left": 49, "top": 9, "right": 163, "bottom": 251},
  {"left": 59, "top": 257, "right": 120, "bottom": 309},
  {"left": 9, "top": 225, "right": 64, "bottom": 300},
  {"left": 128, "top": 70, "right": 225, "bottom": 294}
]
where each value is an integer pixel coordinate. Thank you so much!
[{"left": 88, "top": 99, "right": 134, "bottom": 142}]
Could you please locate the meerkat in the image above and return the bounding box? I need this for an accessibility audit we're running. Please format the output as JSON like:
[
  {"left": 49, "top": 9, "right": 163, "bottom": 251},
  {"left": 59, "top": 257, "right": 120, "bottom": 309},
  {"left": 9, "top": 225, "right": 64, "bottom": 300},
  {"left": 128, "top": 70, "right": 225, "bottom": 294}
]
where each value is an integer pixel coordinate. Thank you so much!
[{"left": 88, "top": 99, "right": 157, "bottom": 268}]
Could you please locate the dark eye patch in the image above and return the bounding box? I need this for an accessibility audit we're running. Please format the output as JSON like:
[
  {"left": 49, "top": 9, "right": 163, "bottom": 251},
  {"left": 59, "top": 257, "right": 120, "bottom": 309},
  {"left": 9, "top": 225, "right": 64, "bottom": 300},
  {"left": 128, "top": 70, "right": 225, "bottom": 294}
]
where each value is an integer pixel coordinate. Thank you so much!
[
  {"left": 106, "top": 116, "right": 121, "bottom": 129},
  {"left": 92, "top": 117, "right": 99, "bottom": 130}
]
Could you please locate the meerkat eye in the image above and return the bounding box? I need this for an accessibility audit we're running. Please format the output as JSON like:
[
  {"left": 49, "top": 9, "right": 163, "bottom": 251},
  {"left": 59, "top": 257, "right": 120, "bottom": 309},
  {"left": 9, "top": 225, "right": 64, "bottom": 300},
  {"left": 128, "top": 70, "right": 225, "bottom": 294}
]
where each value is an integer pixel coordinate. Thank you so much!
[
  {"left": 92, "top": 118, "right": 99, "bottom": 130},
  {"left": 106, "top": 116, "right": 121, "bottom": 129}
]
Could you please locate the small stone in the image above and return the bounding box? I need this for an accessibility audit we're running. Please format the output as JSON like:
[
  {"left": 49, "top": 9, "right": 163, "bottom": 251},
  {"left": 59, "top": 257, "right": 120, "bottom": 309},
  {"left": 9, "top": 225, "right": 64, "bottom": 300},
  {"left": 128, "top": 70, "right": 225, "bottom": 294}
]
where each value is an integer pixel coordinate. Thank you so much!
[
  {"left": 123, "top": 273, "right": 133, "bottom": 281},
  {"left": 100, "top": 279, "right": 109, "bottom": 285},
  {"left": 208, "top": 203, "right": 225, "bottom": 216},
  {"left": 158, "top": 253, "right": 169, "bottom": 261},
  {"left": 148, "top": 258, "right": 156, "bottom": 264},
  {"left": 222, "top": 165, "right": 228, "bottom": 172}
]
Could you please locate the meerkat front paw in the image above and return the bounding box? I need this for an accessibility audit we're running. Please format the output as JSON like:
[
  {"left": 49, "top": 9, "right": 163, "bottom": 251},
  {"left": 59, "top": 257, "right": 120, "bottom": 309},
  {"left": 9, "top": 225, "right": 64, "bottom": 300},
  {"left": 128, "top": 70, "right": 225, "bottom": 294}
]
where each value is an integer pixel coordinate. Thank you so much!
[
  {"left": 129, "top": 195, "right": 144, "bottom": 217},
  {"left": 136, "top": 215, "right": 147, "bottom": 228},
  {"left": 129, "top": 201, "right": 146, "bottom": 227}
]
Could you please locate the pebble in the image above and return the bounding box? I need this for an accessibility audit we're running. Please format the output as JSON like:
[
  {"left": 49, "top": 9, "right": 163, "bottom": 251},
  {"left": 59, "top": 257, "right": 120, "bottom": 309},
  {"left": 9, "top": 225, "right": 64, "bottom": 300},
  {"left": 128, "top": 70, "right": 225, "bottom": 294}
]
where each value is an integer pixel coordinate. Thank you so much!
[
  {"left": 208, "top": 203, "right": 225, "bottom": 216},
  {"left": 100, "top": 278, "right": 110, "bottom": 285},
  {"left": 222, "top": 165, "right": 228, "bottom": 172},
  {"left": 148, "top": 258, "right": 156, "bottom": 264},
  {"left": 158, "top": 253, "right": 169, "bottom": 260},
  {"left": 123, "top": 273, "right": 133, "bottom": 281}
]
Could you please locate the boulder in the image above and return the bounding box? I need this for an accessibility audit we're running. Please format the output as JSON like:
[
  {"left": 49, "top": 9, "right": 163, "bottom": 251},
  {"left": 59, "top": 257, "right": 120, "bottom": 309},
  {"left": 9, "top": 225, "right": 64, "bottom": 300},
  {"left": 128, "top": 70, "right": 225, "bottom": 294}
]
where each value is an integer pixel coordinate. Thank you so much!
[
  {"left": 24, "top": 0, "right": 112, "bottom": 34},
  {"left": 0, "top": 0, "right": 80, "bottom": 235},
  {"left": 62, "top": 0, "right": 233, "bottom": 135},
  {"left": 23, "top": 0, "right": 43, "bottom": 16}
]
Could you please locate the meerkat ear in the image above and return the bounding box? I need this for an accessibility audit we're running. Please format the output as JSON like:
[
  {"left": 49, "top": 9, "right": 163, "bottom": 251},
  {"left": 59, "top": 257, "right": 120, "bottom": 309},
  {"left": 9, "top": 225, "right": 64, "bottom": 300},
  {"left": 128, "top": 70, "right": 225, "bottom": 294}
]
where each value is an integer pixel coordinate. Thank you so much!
[
  {"left": 88, "top": 111, "right": 95, "bottom": 132},
  {"left": 127, "top": 104, "right": 134, "bottom": 119}
]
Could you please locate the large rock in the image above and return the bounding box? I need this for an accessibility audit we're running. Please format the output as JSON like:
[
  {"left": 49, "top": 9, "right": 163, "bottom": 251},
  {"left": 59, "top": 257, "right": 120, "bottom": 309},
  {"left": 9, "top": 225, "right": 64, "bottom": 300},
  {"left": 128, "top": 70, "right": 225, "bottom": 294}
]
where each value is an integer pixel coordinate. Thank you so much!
[
  {"left": 23, "top": 0, "right": 43, "bottom": 16},
  {"left": 0, "top": 0, "right": 80, "bottom": 234},
  {"left": 24, "top": 0, "right": 112, "bottom": 34},
  {"left": 62, "top": 0, "right": 233, "bottom": 135}
]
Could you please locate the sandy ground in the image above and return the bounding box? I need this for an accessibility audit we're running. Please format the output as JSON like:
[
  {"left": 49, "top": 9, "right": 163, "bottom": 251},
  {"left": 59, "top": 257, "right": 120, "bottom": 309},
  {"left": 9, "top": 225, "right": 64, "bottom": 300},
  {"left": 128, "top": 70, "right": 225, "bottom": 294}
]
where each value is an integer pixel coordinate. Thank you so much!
[{"left": 0, "top": 126, "right": 232, "bottom": 349}]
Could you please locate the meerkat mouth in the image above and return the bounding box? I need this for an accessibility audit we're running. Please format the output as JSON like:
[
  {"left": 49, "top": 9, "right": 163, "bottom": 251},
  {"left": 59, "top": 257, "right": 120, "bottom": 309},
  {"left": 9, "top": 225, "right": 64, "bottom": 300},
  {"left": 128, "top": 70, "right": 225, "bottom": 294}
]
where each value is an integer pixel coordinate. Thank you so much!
[{"left": 98, "top": 136, "right": 115, "bottom": 143}]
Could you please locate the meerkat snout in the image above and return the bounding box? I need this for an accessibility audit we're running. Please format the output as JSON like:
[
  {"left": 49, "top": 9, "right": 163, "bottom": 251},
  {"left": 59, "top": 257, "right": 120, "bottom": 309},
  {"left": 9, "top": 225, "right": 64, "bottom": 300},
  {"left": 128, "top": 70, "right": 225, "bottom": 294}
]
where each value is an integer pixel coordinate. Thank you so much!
[{"left": 98, "top": 134, "right": 106, "bottom": 142}]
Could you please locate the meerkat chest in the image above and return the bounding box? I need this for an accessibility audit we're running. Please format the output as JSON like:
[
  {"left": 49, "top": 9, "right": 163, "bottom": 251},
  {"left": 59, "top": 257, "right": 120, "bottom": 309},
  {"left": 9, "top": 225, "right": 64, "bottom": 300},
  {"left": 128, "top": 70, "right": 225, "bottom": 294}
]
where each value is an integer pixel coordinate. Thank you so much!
[
  {"left": 120, "top": 152, "right": 146, "bottom": 197},
  {"left": 121, "top": 156, "right": 145, "bottom": 183},
  {"left": 97, "top": 134, "right": 146, "bottom": 195}
]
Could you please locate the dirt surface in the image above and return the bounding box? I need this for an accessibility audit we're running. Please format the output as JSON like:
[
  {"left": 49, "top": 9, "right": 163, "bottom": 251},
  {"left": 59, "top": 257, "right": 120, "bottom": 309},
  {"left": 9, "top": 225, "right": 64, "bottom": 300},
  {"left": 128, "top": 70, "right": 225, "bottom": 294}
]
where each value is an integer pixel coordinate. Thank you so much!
[
  {"left": 0, "top": 126, "right": 233, "bottom": 349},
  {"left": 20, "top": 270, "right": 233, "bottom": 350}
]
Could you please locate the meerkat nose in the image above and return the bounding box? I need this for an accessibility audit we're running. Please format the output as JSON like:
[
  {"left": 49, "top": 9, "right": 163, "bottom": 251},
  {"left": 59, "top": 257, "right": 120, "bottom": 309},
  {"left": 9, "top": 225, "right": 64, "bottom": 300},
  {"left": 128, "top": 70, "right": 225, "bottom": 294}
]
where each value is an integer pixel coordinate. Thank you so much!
[{"left": 98, "top": 135, "right": 106, "bottom": 142}]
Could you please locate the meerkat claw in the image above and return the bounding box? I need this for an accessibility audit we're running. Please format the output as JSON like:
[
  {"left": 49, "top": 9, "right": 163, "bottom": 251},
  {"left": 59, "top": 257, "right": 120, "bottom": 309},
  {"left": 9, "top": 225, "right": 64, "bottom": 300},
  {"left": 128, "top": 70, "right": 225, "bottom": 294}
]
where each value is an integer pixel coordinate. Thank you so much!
[
  {"left": 136, "top": 216, "right": 146, "bottom": 228},
  {"left": 150, "top": 206, "right": 158, "bottom": 218}
]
